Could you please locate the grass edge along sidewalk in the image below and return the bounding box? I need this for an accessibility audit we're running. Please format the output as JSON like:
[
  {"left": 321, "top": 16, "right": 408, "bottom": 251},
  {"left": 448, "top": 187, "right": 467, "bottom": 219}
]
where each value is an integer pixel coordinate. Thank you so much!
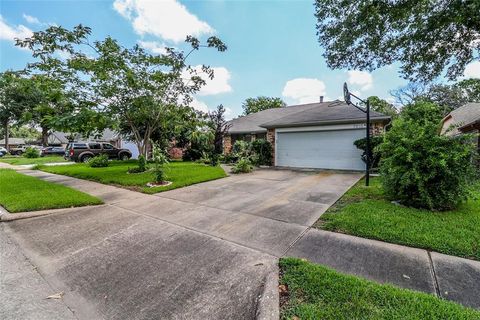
[
  {"left": 315, "top": 177, "right": 480, "bottom": 261},
  {"left": 279, "top": 257, "right": 480, "bottom": 319},
  {"left": 0, "top": 169, "right": 102, "bottom": 213},
  {"left": 39, "top": 160, "right": 228, "bottom": 194}
]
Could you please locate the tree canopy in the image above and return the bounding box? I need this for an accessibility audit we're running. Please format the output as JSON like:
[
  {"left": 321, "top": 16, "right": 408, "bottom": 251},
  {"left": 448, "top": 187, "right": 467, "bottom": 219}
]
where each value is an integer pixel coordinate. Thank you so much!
[
  {"left": 16, "top": 25, "right": 227, "bottom": 157},
  {"left": 0, "top": 72, "right": 42, "bottom": 150},
  {"left": 314, "top": 0, "right": 480, "bottom": 82},
  {"left": 366, "top": 96, "right": 398, "bottom": 119},
  {"left": 242, "top": 96, "right": 286, "bottom": 115},
  {"left": 391, "top": 78, "right": 480, "bottom": 116}
]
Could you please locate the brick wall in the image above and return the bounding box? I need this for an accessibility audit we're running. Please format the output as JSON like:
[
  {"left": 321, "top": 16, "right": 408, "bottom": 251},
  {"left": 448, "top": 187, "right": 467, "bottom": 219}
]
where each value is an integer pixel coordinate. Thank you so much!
[
  {"left": 266, "top": 128, "right": 275, "bottom": 165},
  {"left": 223, "top": 135, "right": 232, "bottom": 154}
]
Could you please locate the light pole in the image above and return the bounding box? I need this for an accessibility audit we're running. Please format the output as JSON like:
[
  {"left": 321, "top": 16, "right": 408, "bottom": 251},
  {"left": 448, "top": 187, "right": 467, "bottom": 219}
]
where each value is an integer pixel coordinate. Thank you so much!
[{"left": 343, "top": 82, "right": 370, "bottom": 186}]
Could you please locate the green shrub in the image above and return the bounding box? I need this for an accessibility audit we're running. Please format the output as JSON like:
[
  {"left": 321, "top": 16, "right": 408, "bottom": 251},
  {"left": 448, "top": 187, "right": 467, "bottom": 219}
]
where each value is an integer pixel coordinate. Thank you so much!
[
  {"left": 24, "top": 147, "right": 40, "bottom": 158},
  {"left": 232, "top": 140, "right": 251, "bottom": 158},
  {"left": 183, "top": 132, "right": 214, "bottom": 161},
  {"left": 380, "top": 103, "right": 478, "bottom": 210},
  {"left": 251, "top": 139, "right": 272, "bottom": 166},
  {"left": 353, "top": 136, "right": 384, "bottom": 168},
  {"left": 232, "top": 157, "right": 253, "bottom": 174},
  {"left": 88, "top": 154, "right": 109, "bottom": 168},
  {"left": 152, "top": 143, "right": 169, "bottom": 183},
  {"left": 400, "top": 100, "right": 443, "bottom": 125},
  {"left": 128, "top": 155, "right": 148, "bottom": 174}
]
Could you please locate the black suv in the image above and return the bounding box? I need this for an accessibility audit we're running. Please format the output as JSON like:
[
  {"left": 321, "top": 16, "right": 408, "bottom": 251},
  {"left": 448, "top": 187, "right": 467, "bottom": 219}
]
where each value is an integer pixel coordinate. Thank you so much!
[{"left": 65, "top": 142, "right": 132, "bottom": 163}]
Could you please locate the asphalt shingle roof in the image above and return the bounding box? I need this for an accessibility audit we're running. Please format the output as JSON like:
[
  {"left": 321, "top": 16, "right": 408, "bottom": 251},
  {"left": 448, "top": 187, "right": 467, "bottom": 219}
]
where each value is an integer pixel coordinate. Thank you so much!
[
  {"left": 227, "top": 101, "right": 390, "bottom": 134},
  {"left": 442, "top": 102, "right": 480, "bottom": 135}
]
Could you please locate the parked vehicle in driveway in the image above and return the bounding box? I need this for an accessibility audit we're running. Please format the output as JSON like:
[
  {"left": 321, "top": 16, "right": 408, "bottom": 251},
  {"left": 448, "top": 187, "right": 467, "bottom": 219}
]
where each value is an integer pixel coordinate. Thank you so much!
[
  {"left": 41, "top": 146, "right": 65, "bottom": 157},
  {"left": 0, "top": 147, "right": 7, "bottom": 157},
  {"left": 9, "top": 145, "right": 41, "bottom": 156},
  {"left": 65, "top": 142, "right": 132, "bottom": 163}
]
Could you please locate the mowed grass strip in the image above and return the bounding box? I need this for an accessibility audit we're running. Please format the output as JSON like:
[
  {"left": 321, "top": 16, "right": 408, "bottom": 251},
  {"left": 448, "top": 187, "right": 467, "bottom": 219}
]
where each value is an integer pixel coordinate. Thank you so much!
[
  {"left": 280, "top": 258, "right": 480, "bottom": 320},
  {"left": 0, "top": 169, "right": 102, "bottom": 213},
  {"left": 0, "top": 155, "right": 67, "bottom": 165},
  {"left": 315, "top": 177, "right": 480, "bottom": 260},
  {"left": 40, "top": 160, "right": 227, "bottom": 194}
]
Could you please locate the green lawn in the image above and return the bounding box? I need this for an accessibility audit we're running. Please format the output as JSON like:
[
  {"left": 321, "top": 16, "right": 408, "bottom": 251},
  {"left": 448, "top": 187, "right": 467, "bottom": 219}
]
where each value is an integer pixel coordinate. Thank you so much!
[
  {"left": 0, "top": 155, "right": 67, "bottom": 165},
  {"left": 280, "top": 258, "right": 480, "bottom": 320},
  {"left": 0, "top": 169, "right": 102, "bottom": 213},
  {"left": 39, "top": 160, "right": 227, "bottom": 193},
  {"left": 315, "top": 177, "right": 480, "bottom": 260}
]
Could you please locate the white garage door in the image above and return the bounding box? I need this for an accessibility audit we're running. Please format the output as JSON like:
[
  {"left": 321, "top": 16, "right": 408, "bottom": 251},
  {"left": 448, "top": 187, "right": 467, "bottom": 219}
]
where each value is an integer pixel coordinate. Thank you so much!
[{"left": 276, "top": 129, "right": 365, "bottom": 170}]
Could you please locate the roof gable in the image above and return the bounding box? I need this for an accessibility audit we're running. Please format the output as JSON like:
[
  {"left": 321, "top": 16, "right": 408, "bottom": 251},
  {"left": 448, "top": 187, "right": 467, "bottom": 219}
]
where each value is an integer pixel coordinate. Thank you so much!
[{"left": 227, "top": 100, "right": 390, "bottom": 133}]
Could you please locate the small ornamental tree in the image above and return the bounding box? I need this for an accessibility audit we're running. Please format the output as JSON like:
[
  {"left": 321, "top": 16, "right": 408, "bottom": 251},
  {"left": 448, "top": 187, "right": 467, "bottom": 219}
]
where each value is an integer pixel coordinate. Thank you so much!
[
  {"left": 208, "top": 104, "right": 231, "bottom": 166},
  {"left": 380, "top": 101, "right": 478, "bottom": 210}
]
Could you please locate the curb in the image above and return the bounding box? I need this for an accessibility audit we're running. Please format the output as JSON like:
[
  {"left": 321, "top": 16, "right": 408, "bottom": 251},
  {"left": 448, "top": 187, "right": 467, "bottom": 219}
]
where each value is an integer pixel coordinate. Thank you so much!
[
  {"left": 0, "top": 204, "right": 107, "bottom": 222},
  {"left": 256, "top": 263, "right": 280, "bottom": 320}
]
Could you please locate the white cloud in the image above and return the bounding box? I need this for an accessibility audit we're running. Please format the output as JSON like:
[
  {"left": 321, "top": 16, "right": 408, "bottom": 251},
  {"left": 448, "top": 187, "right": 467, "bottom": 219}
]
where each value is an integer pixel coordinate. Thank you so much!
[
  {"left": 22, "top": 14, "right": 40, "bottom": 25},
  {"left": 189, "top": 97, "right": 209, "bottom": 113},
  {"left": 183, "top": 65, "right": 232, "bottom": 96},
  {"left": 0, "top": 15, "right": 32, "bottom": 43},
  {"left": 113, "top": 0, "right": 214, "bottom": 43},
  {"left": 282, "top": 78, "right": 327, "bottom": 104},
  {"left": 347, "top": 70, "right": 373, "bottom": 91},
  {"left": 464, "top": 61, "right": 480, "bottom": 79},
  {"left": 137, "top": 40, "right": 167, "bottom": 54}
]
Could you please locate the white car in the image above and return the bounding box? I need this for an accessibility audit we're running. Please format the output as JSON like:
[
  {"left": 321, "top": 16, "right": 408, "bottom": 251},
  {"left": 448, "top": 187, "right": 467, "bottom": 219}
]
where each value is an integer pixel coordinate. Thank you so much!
[{"left": 0, "top": 147, "right": 7, "bottom": 157}]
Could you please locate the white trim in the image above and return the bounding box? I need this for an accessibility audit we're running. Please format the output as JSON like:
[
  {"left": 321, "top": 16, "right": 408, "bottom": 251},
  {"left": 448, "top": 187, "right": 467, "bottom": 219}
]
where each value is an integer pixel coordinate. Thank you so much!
[{"left": 276, "top": 123, "right": 366, "bottom": 133}]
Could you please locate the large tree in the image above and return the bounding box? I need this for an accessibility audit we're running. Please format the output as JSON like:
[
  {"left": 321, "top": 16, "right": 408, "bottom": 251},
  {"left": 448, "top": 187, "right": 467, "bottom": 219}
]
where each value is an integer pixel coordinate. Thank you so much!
[
  {"left": 391, "top": 78, "right": 480, "bottom": 115},
  {"left": 314, "top": 0, "right": 480, "bottom": 82},
  {"left": 17, "top": 25, "right": 227, "bottom": 157},
  {"left": 366, "top": 96, "right": 398, "bottom": 119},
  {"left": 242, "top": 96, "right": 286, "bottom": 115},
  {"left": 0, "top": 72, "right": 41, "bottom": 151}
]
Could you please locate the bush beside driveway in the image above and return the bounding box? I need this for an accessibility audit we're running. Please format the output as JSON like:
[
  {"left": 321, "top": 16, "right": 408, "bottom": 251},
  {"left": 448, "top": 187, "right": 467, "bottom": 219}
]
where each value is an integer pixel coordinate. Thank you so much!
[
  {"left": 315, "top": 177, "right": 480, "bottom": 261},
  {"left": 0, "top": 169, "right": 102, "bottom": 213}
]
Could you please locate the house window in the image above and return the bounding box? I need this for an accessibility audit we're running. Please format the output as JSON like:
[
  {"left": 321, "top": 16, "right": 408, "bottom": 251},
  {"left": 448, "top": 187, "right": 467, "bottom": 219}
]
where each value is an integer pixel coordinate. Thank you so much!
[
  {"left": 231, "top": 134, "right": 252, "bottom": 145},
  {"left": 255, "top": 133, "right": 266, "bottom": 140}
]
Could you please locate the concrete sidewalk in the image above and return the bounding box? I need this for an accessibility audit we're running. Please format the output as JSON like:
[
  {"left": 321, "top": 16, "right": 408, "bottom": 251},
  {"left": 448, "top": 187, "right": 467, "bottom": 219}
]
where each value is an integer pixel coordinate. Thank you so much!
[
  {"left": 286, "top": 228, "right": 480, "bottom": 309},
  {"left": 3, "top": 167, "right": 480, "bottom": 318},
  {"left": 0, "top": 224, "right": 76, "bottom": 320}
]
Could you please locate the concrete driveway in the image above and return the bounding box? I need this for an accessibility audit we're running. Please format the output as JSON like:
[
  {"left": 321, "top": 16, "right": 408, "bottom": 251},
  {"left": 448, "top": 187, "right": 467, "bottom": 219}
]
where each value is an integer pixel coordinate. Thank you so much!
[{"left": 1, "top": 169, "right": 361, "bottom": 320}]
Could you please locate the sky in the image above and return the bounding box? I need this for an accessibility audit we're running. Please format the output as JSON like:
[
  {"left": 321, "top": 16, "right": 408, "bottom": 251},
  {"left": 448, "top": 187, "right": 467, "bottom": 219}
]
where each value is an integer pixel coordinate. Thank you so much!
[{"left": 1, "top": 0, "right": 480, "bottom": 119}]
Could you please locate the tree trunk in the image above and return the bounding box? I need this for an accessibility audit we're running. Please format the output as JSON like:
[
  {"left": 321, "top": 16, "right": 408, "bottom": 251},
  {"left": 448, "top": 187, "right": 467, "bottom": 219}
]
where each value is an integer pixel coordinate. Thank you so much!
[
  {"left": 4, "top": 121, "right": 9, "bottom": 152},
  {"left": 41, "top": 126, "right": 49, "bottom": 147}
]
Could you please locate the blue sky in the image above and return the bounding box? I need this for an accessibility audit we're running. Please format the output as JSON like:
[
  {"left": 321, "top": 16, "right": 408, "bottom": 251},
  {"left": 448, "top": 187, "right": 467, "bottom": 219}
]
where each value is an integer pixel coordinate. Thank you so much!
[{"left": 1, "top": 0, "right": 479, "bottom": 118}]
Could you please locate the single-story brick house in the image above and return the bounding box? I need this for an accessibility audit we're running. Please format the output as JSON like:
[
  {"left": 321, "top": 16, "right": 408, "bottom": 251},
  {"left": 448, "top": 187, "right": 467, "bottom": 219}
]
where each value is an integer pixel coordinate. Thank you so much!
[
  {"left": 441, "top": 102, "right": 480, "bottom": 151},
  {"left": 225, "top": 100, "right": 390, "bottom": 171}
]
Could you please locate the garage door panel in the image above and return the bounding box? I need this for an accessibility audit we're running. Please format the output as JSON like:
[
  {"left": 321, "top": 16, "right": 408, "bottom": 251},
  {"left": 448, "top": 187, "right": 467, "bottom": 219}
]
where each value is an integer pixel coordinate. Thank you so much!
[{"left": 276, "top": 130, "right": 365, "bottom": 170}]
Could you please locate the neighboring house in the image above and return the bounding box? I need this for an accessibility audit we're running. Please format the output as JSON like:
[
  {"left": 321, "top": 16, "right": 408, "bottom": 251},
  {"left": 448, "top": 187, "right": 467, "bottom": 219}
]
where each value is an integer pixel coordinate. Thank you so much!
[
  {"left": 0, "top": 138, "right": 26, "bottom": 149},
  {"left": 441, "top": 102, "right": 480, "bottom": 151},
  {"left": 225, "top": 100, "right": 390, "bottom": 171},
  {"left": 48, "top": 129, "right": 139, "bottom": 159}
]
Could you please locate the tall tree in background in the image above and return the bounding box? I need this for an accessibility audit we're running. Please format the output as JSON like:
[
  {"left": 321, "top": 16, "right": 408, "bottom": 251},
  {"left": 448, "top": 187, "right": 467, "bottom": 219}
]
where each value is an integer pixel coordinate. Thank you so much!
[
  {"left": 366, "top": 96, "right": 398, "bottom": 119},
  {"left": 0, "top": 72, "right": 41, "bottom": 151},
  {"left": 208, "top": 104, "right": 231, "bottom": 165},
  {"left": 242, "top": 96, "right": 286, "bottom": 115},
  {"left": 315, "top": 0, "right": 480, "bottom": 82},
  {"left": 391, "top": 79, "right": 480, "bottom": 116}
]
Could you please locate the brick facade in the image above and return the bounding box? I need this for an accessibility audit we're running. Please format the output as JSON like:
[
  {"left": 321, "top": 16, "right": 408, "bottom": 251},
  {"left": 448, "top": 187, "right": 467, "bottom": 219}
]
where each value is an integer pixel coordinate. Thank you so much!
[
  {"left": 266, "top": 128, "right": 275, "bottom": 165},
  {"left": 223, "top": 135, "right": 232, "bottom": 154}
]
